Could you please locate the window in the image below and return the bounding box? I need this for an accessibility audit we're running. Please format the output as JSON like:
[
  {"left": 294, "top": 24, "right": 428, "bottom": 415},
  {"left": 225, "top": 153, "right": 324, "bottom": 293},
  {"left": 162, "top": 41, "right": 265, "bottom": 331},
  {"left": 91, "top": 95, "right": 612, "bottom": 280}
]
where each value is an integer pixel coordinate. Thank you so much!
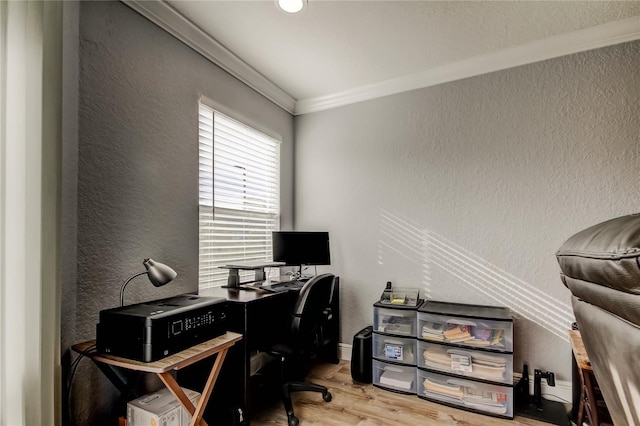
[{"left": 198, "top": 103, "right": 281, "bottom": 288}]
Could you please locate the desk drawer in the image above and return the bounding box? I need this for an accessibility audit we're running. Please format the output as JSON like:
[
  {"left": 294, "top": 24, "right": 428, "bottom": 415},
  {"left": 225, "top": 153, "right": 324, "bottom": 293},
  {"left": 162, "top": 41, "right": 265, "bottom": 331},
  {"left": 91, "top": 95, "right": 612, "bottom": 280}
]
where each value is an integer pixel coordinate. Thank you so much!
[
  {"left": 372, "top": 360, "right": 416, "bottom": 394},
  {"left": 373, "top": 333, "right": 416, "bottom": 365},
  {"left": 417, "top": 370, "right": 513, "bottom": 418},
  {"left": 418, "top": 341, "right": 512, "bottom": 384}
]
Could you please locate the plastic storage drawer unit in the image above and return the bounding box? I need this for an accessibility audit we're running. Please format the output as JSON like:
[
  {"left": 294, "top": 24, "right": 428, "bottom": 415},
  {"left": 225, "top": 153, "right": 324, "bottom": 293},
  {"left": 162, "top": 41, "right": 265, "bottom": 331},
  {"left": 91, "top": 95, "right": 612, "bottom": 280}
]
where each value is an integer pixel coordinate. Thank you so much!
[
  {"left": 417, "top": 304, "right": 513, "bottom": 352},
  {"left": 373, "top": 333, "right": 416, "bottom": 365},
  {"left": 417, "top": 369, "right": 513, "bottom": 419},
  {"left": 374, "top": 305, "right": 417, "bottom": 337},
  {"left": 372, "top": 359, "right": 417, "bottom": 394},
  {"left": 418, "top": 340, "right": 513, "bottom": 384}
]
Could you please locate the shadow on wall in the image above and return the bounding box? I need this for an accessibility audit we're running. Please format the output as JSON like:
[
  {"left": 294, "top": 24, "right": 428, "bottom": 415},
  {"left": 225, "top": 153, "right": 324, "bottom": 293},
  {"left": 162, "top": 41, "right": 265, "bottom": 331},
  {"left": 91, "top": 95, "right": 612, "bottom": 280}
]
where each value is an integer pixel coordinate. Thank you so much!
[{"left": 378, "top": 209, "right": 573, "bottom": 342}]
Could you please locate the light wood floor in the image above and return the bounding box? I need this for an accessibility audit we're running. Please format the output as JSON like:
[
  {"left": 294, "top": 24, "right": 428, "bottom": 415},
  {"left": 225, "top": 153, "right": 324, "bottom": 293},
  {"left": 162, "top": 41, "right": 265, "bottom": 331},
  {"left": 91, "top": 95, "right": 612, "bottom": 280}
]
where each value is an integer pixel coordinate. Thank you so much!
[{"left": 251, "top": 361, "right": 559, "bottom": 426}]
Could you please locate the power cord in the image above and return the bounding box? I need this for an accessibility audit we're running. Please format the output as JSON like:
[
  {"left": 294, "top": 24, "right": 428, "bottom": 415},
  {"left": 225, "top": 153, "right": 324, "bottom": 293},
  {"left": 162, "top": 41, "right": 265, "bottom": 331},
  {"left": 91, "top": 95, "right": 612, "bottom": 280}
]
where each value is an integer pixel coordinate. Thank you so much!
[
  {"left": 283, "top": 265, "right": 317, "bottom": 280},
  {"left": 67, "top": 344, "right": 96, "bottom": 424},
  {"left": 311, "top": 265, "right": 318, "bottom": 277},
  {"left": 296, "top": 265, "right": 317, "bottom": 279},
  {"left": 541, "top": 393, "right": 571, "bottom": 404}
]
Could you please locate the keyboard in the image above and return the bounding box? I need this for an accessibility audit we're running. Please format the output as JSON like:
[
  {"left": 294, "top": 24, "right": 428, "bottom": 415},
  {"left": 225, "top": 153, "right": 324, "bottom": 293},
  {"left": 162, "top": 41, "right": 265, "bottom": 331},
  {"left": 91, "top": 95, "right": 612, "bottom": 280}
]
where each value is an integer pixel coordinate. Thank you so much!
[{"left": 264, "top": 279, "right": 307, "bottom": 292}]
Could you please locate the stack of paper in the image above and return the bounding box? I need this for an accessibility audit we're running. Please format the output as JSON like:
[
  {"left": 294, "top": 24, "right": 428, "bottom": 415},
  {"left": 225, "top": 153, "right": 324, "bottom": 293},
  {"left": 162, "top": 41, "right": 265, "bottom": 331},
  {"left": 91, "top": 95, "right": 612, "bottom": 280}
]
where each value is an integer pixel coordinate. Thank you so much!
[
  {"left": 462, "top": 387, "right": 508, "bottom": 414},
  {"left": 422, "top": 377, "right": 464, "bottom": 399},
  {"left": 422, "top": 347, "right": 451, "bottom": 370},
  {"left": 463, "top": 328, "right": 505, "bottom": 348},
  {"left": 421, "top": 321, "right": 445, "bottom": 341},
  {"left": 444, "top": 324, "right": 472, "bottom": 343},
  {"left": 467, "top": 351, "right": 507, "bottom": 381},
  {"left": 422, "top": 348, "right": 508, "bottom": 382},
  {"left": 379, "top": 367, "right": 414, "bottom": 390},
  {"left": 422, "top": 377, "right": 508, "bottom": 415}
]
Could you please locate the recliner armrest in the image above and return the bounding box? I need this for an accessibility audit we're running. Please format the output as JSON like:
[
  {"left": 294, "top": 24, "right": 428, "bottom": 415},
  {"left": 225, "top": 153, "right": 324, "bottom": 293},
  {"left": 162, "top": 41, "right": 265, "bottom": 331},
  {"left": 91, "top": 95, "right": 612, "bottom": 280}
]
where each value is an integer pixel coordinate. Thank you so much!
[{"left": 556, "top": 214, "right": 640, "bottom": 294}]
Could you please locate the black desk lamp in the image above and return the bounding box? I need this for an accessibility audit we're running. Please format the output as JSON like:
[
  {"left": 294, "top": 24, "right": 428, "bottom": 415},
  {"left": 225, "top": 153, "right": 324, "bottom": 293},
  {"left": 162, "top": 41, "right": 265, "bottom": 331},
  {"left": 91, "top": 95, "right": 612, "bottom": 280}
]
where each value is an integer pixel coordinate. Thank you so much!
[{"left": 120, "top": 258, "right": 177, "bottom": 306}]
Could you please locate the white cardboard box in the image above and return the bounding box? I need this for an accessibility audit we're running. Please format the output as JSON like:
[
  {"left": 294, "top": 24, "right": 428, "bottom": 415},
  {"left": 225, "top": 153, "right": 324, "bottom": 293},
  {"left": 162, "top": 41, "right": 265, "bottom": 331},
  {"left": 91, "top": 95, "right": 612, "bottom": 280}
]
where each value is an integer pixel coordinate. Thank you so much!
[{"left": 127, "top": 387, "right": 201, "bottom": 426}]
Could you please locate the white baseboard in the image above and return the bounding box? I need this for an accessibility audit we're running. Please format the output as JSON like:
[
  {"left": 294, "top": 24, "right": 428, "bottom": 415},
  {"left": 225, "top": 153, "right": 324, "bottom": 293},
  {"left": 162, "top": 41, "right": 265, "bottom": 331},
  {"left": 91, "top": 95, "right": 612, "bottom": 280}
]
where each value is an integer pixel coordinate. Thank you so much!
[
  {"left": 338, "top": 342, "right": 572, "bottom": 404},
  {"left": 339, "top": 342, "right": 353, "bottom": 361}
]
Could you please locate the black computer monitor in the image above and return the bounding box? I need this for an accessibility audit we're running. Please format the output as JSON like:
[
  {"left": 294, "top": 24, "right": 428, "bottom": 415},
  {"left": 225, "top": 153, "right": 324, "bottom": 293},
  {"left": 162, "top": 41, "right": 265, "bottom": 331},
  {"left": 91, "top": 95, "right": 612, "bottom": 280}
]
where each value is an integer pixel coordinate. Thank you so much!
[{"left": 272, "top": 231, "right": 331, "bottom": 268}]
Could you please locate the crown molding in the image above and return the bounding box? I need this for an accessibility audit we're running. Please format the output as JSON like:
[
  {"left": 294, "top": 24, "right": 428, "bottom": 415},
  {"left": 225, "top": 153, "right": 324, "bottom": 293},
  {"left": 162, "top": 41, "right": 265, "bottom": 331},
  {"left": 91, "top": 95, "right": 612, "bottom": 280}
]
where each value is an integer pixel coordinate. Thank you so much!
[
  {"left": 295, "top": 16, "right": 640, "bottom": 115},
  {"left": 122, "top": 1, "right": 638, "bottom": 117},
  {"left": 123, "top": 0, "right": 297, "bottom": 114}
]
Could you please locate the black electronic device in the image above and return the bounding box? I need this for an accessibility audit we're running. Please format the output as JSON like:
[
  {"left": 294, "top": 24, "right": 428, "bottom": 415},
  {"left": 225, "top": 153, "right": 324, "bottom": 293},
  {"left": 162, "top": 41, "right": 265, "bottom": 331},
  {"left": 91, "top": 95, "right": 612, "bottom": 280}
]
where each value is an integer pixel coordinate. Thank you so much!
[
  {"left": 515, "top": 364, "right": 569, "bottom": 426},
  {"left": 96, "top": 294, "right": 228, "bottom": 362},
  {"left": 272, "top": 231, "right": 330, "bottom": 269},
  {"left": 533, "top": 369, "right": 556, "bottom": 409},
  {"left": 351, "top": 326, "right": 373, "bottom": 383},
  {"left": 514, "top": 364, "right": 530, "bottom": 408}
]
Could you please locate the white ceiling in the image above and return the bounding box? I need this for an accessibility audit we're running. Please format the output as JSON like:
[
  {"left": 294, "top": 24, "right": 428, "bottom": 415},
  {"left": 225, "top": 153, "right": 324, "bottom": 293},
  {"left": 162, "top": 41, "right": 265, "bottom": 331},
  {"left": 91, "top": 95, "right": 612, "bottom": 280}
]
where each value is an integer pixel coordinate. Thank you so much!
[{"left": 147, "top": 0, "right": 640, "bottom": 113}]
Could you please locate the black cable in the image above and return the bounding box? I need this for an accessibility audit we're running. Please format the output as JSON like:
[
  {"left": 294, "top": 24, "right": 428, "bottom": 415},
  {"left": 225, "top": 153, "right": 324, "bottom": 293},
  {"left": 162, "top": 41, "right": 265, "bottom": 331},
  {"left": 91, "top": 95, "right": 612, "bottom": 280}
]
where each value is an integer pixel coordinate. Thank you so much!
[
  {"left": 298, "top": 265, "right": 316, "bottom": 279},
  {"left": 67, "top": 344, "right": 96, "bottom": 425},
  {"left": 67, "top": 344, "right": 95, "bottom": 389},
  {"left": 541, "top": 393, "right": 571, "bottom": 404}
]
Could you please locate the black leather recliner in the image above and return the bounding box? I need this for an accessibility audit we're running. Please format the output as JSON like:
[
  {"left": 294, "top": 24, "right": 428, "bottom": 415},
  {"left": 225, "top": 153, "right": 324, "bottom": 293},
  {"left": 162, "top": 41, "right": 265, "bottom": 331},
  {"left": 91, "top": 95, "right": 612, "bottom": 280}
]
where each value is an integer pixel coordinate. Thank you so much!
[{"left": 557, "top": 214, "right": 640, "bottom": 426}]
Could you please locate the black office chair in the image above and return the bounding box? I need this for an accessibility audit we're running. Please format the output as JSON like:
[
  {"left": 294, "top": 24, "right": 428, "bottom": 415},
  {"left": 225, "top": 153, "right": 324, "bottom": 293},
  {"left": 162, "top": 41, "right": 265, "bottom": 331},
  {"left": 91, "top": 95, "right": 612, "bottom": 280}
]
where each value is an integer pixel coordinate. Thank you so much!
[{"left": 267, "top": 273, "right": 336, "bottom": 426}]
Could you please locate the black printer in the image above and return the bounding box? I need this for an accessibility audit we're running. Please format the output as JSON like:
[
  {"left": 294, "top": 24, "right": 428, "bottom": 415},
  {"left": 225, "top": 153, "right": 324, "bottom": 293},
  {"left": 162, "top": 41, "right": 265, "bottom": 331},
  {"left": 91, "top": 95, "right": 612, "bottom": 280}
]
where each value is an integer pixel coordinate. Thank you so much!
[{"left": 96, "top": 294, "right": 227, "bottom": 362}]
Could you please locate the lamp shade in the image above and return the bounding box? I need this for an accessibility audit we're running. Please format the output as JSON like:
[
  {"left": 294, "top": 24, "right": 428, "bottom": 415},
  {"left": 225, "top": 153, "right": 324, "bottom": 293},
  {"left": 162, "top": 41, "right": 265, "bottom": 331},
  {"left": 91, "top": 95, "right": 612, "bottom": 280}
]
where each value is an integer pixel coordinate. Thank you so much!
[
  {"left": 144, "top": 258, "right": 177, "bottom": 287},
  {"left": 119, "top": 258, "right": 177, "bottom": 306}
]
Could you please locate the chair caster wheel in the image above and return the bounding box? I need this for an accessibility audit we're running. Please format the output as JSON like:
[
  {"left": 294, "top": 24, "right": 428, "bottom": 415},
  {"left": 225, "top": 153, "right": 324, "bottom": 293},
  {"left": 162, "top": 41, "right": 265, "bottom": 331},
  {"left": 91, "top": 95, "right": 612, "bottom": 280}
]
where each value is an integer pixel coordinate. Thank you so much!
[
  {"left": 323, "top": 391, "right": 332, "bottom": 402},
  {"left": 288, "top": 415, "right": 299, "bottom": 426}
]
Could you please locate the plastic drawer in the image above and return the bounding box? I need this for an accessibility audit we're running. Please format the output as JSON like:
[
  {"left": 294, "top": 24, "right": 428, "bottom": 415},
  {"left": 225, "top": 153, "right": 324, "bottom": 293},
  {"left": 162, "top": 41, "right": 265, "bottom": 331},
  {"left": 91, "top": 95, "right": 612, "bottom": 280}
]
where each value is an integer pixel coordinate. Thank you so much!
[
  {"left": 373, "top": 333, "right": 416, "bottom": 365},
  {"left": 374, "top": 306, "right": 416, "bottom": 337},
  {"left": 372, "top": 359, "right": 417, "bottom": 394},
  {"left": 417, "top": 340, "right": 513, "bottom": 384},
  {"left": 417, "top": 312, "right": 513, "bottom": 352},
  {"left": 417, "top": 370, "right": 513, "bottom": 419}
]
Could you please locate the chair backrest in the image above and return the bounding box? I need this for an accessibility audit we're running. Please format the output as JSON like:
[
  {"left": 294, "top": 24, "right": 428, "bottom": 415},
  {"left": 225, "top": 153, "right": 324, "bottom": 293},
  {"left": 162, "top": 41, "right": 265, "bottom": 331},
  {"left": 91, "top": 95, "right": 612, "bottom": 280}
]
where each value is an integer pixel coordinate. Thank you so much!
[
  {"left": 291, "top": 273, "right": 336, "bottom": 340},
  {"left": 557, "top": 214, "right": 640, "bottom": 426}
]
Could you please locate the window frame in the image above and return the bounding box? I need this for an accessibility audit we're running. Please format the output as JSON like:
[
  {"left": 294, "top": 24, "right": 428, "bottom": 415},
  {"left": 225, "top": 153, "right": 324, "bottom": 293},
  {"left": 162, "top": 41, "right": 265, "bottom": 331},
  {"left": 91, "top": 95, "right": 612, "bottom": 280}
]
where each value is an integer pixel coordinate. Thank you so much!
[{"left": 198, "top": 101, "right": 282, "bottom": 289}]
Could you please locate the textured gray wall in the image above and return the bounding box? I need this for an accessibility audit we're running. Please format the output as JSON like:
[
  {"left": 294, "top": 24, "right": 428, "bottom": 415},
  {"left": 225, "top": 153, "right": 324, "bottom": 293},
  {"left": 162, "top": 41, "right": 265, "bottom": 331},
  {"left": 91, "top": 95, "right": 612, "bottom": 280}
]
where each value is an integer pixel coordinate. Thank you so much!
[
  {"left": 295, "top": 41, "right": 640, "bottom": 383},
  {"left": 66, "top": 2, "right": 294, "bottom": 424}
]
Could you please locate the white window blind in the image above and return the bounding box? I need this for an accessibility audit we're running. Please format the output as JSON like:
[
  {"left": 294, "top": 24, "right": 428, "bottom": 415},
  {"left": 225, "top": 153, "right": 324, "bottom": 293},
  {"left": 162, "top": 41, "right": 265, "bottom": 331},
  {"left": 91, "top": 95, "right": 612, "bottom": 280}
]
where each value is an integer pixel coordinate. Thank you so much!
[{"left": 198, "top": 103, "right": 280, "bottom": 288}]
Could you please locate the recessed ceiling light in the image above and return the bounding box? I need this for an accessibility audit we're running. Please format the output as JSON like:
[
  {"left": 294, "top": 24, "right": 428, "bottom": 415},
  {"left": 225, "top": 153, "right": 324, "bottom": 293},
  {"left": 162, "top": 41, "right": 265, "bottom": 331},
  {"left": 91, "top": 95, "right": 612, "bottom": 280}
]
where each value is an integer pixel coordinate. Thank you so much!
[{"left": 277, "top": 0, "right": 306, "bottom": 14}]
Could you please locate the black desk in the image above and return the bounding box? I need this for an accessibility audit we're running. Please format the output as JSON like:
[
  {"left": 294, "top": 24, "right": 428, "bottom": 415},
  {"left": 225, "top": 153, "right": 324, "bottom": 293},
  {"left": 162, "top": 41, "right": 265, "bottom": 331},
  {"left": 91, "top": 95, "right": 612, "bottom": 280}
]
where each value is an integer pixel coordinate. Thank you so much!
[{"left": 196, "top": 279, "right": 340, "bottom": 425}]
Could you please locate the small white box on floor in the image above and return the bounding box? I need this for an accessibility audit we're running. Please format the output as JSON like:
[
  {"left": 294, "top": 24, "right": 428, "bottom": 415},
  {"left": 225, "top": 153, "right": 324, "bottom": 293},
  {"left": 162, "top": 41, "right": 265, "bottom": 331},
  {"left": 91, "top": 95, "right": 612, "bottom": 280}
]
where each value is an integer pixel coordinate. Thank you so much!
[{"left": 127, "top": 387, "right": 201, "bottom": 426}]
